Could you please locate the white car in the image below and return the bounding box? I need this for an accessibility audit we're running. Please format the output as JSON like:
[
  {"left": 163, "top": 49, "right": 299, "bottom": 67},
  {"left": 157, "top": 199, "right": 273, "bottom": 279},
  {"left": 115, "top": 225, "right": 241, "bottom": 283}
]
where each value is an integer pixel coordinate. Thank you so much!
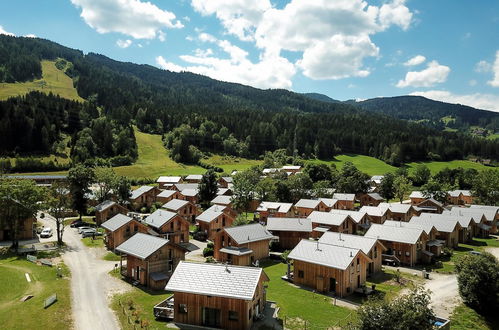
[
  {"left": 40, "top": 227, "right": 53, "bottom": 238},
  {"left": 77, "top": 226, "right": 93, "bottom": 234},
  {"left": 80, "top": 228, "right": 97, "bottom": 235}
]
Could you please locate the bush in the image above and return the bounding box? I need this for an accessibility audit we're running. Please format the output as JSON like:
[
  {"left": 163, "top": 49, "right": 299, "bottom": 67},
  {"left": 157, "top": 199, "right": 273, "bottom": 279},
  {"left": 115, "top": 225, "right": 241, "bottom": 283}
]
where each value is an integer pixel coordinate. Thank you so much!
[
  {"left": 11, "top": 157, "right": 70, "bottom": 172},
  {"left": 203, "top": 247, "right": 214, "bottom": 257},
  {"left": 442, "top": 247, "right": 454, "bottom": 257},
  {"left": 193, "top": 231, "right": 207, "bottom": 241},
  {"left": 205, "top": 257, "right": 215, "bottom": 263},
  {"left": 109, "top": 155, "right": 133, "bottom": 166}
]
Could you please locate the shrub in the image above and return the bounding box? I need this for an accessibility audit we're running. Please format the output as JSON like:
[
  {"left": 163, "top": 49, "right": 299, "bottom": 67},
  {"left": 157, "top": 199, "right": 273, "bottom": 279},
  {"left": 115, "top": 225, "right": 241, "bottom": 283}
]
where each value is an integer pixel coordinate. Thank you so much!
[
  {"left": 207, "top": 242, "right": 214, "bottom": 249},
  {"left": 203, "top": 247, "right": 214, "bottom": 257},
  {"left": 193, "top": 231, "right": 207, "bottom": 241},
  {"left": 205, "top": 257, "right": 215, "bottom": 263}
]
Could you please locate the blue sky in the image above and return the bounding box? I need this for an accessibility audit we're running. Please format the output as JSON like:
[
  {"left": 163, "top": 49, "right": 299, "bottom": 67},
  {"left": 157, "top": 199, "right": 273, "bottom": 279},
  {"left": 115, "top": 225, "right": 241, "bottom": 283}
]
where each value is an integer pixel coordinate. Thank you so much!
[{"left": 1, "top": 0, "right": 499, "bottom": 111}]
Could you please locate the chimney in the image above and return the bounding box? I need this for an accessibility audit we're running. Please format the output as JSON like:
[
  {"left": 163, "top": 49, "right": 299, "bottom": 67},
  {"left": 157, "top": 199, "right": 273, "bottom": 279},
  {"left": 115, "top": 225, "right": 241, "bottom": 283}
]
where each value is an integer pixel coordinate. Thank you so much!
[{"left": 350, "top": 251, "right": 353, "bottom": 257}]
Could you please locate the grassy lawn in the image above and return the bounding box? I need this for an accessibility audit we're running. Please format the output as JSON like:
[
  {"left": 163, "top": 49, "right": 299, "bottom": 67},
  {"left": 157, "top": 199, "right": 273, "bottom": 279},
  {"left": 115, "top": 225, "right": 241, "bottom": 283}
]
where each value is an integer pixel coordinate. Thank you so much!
[
  {"left": 450, "top": 304, "right": 499, "bottom": 330},
  {"left": 204, "top": 155, "right": 262, "bottom": 173},
  {"left": 0, "top": 60, "right": 84, "bottom": 102},
  {"left": 262, "top": 260, "right": 355, "bottom": 329},
  {"left": 426, "top": 237, "right": 499, "bottom": 274},
  {"left": 81, "top": 236, "right": 105, "bottom": 248},
  {"left": 406, "top": 159, "right": 493, "bottom": 174},
  {"left": 111, "top": 286, "right": 172, "bottom": 330},
  {"left": 63, "top": 216, "right": 95, "bottom": 226},
  {"left": 103, "top": 252, "right": 121, "bottom": 261},
  {"left": 308, "top": 154, "right": 397, "bottom": 176},
  {"left": 0, "top": 255, "right": 72, "bottom": 329}
]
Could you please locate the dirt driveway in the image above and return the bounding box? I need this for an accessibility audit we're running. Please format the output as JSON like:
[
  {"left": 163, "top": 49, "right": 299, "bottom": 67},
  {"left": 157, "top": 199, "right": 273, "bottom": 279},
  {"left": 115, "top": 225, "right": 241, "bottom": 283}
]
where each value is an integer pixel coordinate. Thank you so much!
[{"left": 424, "top": 272, "right": 460, "bottom": 318}]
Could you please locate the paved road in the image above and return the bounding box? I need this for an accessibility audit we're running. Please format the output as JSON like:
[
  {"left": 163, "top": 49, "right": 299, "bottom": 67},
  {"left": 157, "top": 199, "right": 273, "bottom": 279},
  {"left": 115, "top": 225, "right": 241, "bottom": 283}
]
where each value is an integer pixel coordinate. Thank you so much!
[{"left": 55, "top": 217, "right": 122, "bottom": 330}]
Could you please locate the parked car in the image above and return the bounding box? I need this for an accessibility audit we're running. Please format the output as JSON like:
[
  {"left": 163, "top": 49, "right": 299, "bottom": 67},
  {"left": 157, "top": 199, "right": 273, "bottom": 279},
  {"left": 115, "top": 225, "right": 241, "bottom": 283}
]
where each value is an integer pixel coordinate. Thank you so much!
[
  {"left": 72, "top": 221, "right": 91, "bottom": 228},
  {"left": 40, "top": 227, "right": 53, "bottom": 238},
  {"left": 77, "top": 226, "right": 94, "bottom": 234},
  {"left": 69, "top": 219, "right": 81, "bottom": 227},
  {"left": 80, "top": 228, "right": 97, "bottom": 235},
  {"left": 81, "top": 231, "right": 103, "bottom": 238}
]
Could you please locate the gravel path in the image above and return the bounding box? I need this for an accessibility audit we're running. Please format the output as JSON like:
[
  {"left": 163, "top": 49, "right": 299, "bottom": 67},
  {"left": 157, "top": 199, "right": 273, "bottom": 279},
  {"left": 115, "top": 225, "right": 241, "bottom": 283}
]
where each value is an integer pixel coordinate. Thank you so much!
[
  {"left": 40, "top": 214, "right": 130, "bottom": 330},
  {"left": 485, "top": 247, "right": 499, "bottom": 260},
  {"left": 424, "top": 272, "right": 460, "bottom": 318}
]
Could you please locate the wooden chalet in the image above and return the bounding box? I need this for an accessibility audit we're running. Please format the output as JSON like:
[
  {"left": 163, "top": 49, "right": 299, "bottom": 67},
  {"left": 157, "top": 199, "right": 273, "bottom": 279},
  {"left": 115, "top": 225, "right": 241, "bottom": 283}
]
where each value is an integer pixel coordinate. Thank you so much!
[
  {"left": 95, "top": 200, "right": 128, "bottom": 226},
  {"left": 184, "top": 174, "right": 203, "bottom": 184},
  {"left": 410, "top": 215, "right": 461, "bottom": 248},
  {"left": 447, "top": 190, "right": 473, "bottom": 205},
  {"left": 156, "top": 190, "right": 185, "bottom": 205},
  {"left": 143, "top": 209, "right": 190, "bottom": 244},
  {"left": 196, "top": 205, "right": 235, "bottom": 240},
  {"left": 211, "top": 195, "right": 233, "bottom": 208},
  {"left": 307, "top": 211, "right": 356, "bottom": 239},
  {"left": 162, "top": 199, "right": 199, "bottom": 222},
  {"left": 218, "top": 177, "right": 233, "bottom": 188},
  {"left": 382, "top": 220, "right": 443, "bottom": 257},
  {"left": 256, "top": 201, "right": 294, "bottom": 223},
  {"left": 129, "top": 185, "right": 160, "bottom": 210},
  {"left": 281, "top": 165, "right": 301, "bottom": 174},
  {"left": 332, "top": 193, "right": 356, "bottom": 210},
  {"left": 464, "top": 205, "right": 499, "bottom": 234},
  {"left": 416, "top": 198, "right": 444, "bottom": 214},
  {"left": 179, "top": 189, "right": 199, "bottom": 205},
  {"left": 379, "top": 203, "right": 417, "bottom": 221},
  {"left": 0, "top": 216, "right": 36, "bottom": 242},
  {"left": 213, "top": 224, "right": 274, "bottom": 266},
  {"left": 359, "top": 206, "right": 391, "bottom": 225},
  {"left": 359, "top": 193, "right": 384, "bottom": 207},
  {"left": 318, "top": 232, "right": 385, "bottom": 276},
  {"left": 165, "top": 261, "right": 269, "bottom": 330},
  {"left": 157, "top": 176, "right": 183, "bottom": 189},
  {"left": 409, "top": 191, "right": 426, "bottom": 205},
  {"left": 365, "top": 223, "right": 429, "bottom": 266},
  {"left": 266, "top": 217, "right": 312, "bottom": 250},
  {"left": 288, "top": 239, "right": 372, "bottom": 297},
  {"left": 116, "top": 233, "right": 187, "bottom": 290},
  {"left": 329, "top": 209, "right": 371, "bottom": 233},
  {"left": 294, "top": 199, "right": 329, "bottom": 217},
  {"left": 101, "top": 214, "right": 149, "bottom": 250}
]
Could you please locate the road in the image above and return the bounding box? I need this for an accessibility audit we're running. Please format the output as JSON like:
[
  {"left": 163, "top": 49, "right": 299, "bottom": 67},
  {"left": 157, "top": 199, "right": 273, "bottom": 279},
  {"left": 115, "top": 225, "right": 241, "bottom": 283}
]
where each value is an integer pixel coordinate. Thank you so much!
[{"left": 39, "top": 214, "right": 125, "bottom": 330}]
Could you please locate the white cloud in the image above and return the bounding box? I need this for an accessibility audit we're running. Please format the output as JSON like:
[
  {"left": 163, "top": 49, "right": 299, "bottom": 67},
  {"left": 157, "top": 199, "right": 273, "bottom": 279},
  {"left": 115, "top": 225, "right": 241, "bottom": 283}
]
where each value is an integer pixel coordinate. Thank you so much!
[
  {"left": 70, "top": 0, "right": 182, "bottom": 40},
  {"left": 469, "top": 79, "right": 477, "bottom": 86},
  {"left": 198, "top": 32, "right": 217, "bottom": 43},
  {"left": 0, "top": 25, "right": 14, "bottom": 36},
  {"left": 190, "top": 0, "right": 413, "bottom": 82},
  {"left": 24, "top": 34, "right": 37, "bottom": 38},
  {"left": 396, "top": 60, "right": 450, "bottom": 88},
  {"left": 157, "top": 37, "right": 296, "bottom": 89},
  {"left": 404, "top": 55, "right": 426, "bottom": 66},
  {"left": 116, "top": 39, "right": 132, "bottom": 48},
  {"left": 475, "top": 60, "right": 492, "bottom": 73},
  {"left": 411, "top": 90, "right": 499, "bottom": 112},
  {"left": 158, "top": 30, "right": 166, "bottom": 42},
  {"left": 487, "top": 50, "right": 499, "bottom": 87}
]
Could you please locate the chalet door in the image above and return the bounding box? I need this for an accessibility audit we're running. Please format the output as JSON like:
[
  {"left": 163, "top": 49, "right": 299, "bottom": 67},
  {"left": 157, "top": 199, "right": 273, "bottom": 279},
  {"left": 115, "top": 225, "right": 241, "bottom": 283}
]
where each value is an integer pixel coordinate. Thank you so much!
[
  {"left": 329, "top": 278, "right": 336, "bottom": 293},
  {"left": 136, "top": 266, "right": 140, "bottom": 280},
  {"left": 202, "top": 307, "right": 221, "bottom": 328},
  {"left": 316, "top": 276, "right": 324, "bottom": 292},
  {"left": 357, "top": 275, "right": 360, "bottom": 288}
]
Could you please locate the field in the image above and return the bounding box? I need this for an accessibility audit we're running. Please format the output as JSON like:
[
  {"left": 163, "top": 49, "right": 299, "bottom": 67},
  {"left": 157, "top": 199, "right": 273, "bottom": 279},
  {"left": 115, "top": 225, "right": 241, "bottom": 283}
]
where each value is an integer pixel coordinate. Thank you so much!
[
  {"left": 0, "top": 60, "right": 84, "bottom": 102},
  {"left": 0, "top": 255, "right": 72, "bottom": 329},
  {"left": 406, "top": 159, "right": 492, "bottom": 174},
  {"left": 450, "top": 304, "right": 499, "bottom": 330},
  {"left": 309, "top": 154, "right": 397, "bottom": 176}
]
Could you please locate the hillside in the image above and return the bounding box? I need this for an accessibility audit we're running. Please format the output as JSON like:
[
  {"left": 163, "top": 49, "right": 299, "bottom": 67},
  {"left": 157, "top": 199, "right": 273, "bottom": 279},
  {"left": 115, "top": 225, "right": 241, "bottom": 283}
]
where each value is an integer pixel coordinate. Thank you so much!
[
  {"left": 302, "top": 93, "right": 341, "bottom": 104},
  {"left": 1, "top": 35, "right": 499, "bottom": 166}
]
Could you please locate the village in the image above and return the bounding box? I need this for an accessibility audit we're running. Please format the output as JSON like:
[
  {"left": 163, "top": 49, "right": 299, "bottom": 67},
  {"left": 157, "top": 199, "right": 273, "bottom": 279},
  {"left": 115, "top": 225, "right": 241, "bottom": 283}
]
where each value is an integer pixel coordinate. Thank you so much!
[{"left": 1, "top": 164, "right": 498, "bottom": 330}]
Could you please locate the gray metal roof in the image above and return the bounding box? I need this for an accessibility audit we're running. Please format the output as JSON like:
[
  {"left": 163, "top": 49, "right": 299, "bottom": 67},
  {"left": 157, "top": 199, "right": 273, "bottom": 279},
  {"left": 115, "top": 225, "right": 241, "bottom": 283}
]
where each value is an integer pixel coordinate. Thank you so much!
[
  {"left": 165, "top": 261, "right": 265, "bottom": 300},
  {"left": 174, "top": 183, "right": 199, "bottom": 191},
  {"left": 411, "top": 214, "right": 461, "bottom": 233},
  {"left": 181, "top": 188, "right": 199, "bottom": 197},
  {"left": 266, "top": 217, "right": 312, "bottom": 232},
  {"left": 101, "top": 214, "right": 134, "bottom": 232},
  {"left": 318, "top": 232, "right": 379, "bottom": 255},
  {"left": 115, "top": 233, "right": 169, "bottom": 259},
  {"left": 162, "top": 199, "right": 189, "bottom": 211},
  {"left": 221, "top": 176, "right": 233, "bottom": 183},
  {"left": 308, "top": 211, "right": 350, "bottom": 226},
  {"left": 378, "top": 202, "right": 412, "bottom": 214},
  {"left": 295, "top": 199, "right": 321, "bottom": 209},
  {"left": 282, "top": 165, "right": 301, "bottom": 170},
  {"left": 157, "top": 190, "right": 177, "bottom": 198},
  {"left": 319, "top": 198, "right": 338, "bottom": 208},
  {"left": 95, "top": 200, "right": 116, "bottom": 212},
  {"left": 441, "top": 211, "right": 477, "bottom": 227},
  {"left": 130, "top": 185, "right": 155, "bottom": 200},
  {"left": 216, "top": 188, "right": 231, "bottom": 195},
  {"left": 157, "top": 176, "right": 182, "bottom": 183},
  {"left": 144, "top": 209, "right": 177, "bottom": 229},
  {"left": 211, "top": 195, "right": 232, "bottom": 205},
  {"left": 288, "top": 239, "right": 363, "bottom": 270},
  {"left": 256, "top": 201, "right": 293, "bottom": 213},
  {"left": 367, "top": 193, "right": 384, "bottom": 201},
  {"left": 185, "top": 174, "right": 203, "bottom": 180},
  {"left": 332, "top": 193, "right": 355, "bottom": 201},
  {"left": 219, "top": 246, "right": 253, "bottom": 256},
  {"left": 359, "top": 206, "right": 388, "bottom": 217},
  {"left": 409, "top": 191, "right": 425, "bottom": 198},
  {"left": 225, "top": 223, "right": 274, "bottom": 244},
  {"left": 383, "top": 220, "right": 435, "bottom": 236},
  {"left": 365, "top": 223, "right": 424, "bottom": 244},
  {"left": 329, "top": 209, "right": 366, "bottom": 224},
  {"left": 455, "top": 206, "right": 497, "bottom": 222},
  {"left": 448, "top": 190, "right": 472, "bottom": 197},
  {"left": 196, "top": 208, "right": 224, "bottom": 223}
]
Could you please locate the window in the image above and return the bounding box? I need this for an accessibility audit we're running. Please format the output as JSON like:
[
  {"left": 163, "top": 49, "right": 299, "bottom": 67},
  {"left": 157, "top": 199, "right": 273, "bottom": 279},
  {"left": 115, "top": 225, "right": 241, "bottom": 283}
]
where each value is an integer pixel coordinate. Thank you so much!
[
  {"left": 125, "top": 226, "right": 130, "bottom": 233},
  {"left": 249, "top": 308, "right": 252, "bottom": 320},
  {"left": 133, "top": 224, "right": 138, "bottom": 232},
  {"left": 298, "top": 270, "right": 304, "bottom": 278},
  {"left": 229, "top": 311, "right": 238, "bottom": 321},
  {"left": 374, "top": 246, "right": 378, "bottom": 258},
  {"left": 179, "top": 304, "right": 187, "bottom": 313}
]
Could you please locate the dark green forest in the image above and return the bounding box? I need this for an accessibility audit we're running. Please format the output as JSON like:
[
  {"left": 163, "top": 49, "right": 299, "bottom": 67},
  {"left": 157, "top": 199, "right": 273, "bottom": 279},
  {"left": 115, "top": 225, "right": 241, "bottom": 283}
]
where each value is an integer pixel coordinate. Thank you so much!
[{"left": 0, "top": 35, "right": 498, "bottom": 166}]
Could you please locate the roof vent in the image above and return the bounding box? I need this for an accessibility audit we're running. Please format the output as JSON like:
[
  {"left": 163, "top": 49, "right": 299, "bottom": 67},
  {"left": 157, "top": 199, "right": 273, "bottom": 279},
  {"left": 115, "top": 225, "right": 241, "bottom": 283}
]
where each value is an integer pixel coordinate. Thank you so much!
[{"left": 350, "top": 251, "right": 353, "bottom": 257}]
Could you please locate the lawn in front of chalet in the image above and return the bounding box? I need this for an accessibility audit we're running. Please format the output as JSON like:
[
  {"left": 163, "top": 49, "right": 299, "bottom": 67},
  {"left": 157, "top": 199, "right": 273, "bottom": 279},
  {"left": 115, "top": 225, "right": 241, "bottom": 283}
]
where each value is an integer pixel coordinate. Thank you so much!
[
  {"left": 0, "top": 255, "right": 72, "bottom": 329},
  {"left": 426, "top": 237, "right": 499, "bottom": 274},
  {"left": 450, "top": 304, "right": 499, "bottom": 330},
  {"left": 262, "top": 260, "right": 355, "bottom": 329}
]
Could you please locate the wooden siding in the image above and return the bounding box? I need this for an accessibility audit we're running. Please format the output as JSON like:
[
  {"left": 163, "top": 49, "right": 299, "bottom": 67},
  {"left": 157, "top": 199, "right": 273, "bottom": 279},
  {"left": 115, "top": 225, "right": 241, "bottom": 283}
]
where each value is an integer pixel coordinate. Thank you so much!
[
  {"left": 197, "top": 212, "right": 235, "bottom": 241},
  {"left": 271, "top": 231, "right": 310, "bottom": 250},
  {"left": 155, "top": 215, "right": 190, "bottom": 244},
  {"left": 105, "top": 219, "right": 149, "bottom": 250},
  {"left": 95, "top": 204, "right": 128, "bottom": 226},
  {"left": 0, "top": 217, "right": 36, "bottom": 241},
  {"left": 214, "top": 231, "right": 271, "bottom": 266}
]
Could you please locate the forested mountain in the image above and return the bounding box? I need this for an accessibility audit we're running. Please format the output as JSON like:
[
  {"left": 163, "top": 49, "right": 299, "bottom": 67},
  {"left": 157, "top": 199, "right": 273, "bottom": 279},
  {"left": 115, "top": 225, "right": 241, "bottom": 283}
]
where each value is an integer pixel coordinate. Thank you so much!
[
  {"left": 302, "top": 93, "right": 341, "bottom": 104},
  {"left": 0, "top": 35, "right": 498, "bottom": 166},
  {"left": 350, "top": 96, "right": 499, "bottom": 132}
]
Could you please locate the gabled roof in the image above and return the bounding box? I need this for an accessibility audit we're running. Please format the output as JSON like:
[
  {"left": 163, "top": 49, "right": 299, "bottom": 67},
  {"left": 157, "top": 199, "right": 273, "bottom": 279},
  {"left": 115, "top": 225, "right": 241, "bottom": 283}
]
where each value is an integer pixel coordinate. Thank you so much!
[
  {"left": 288, "top": 239, "right": 367, "bottom": 270},
  {"left": 441, "top": 211, "right": 477, "bottom": 227},
  {"left": 383, "top": 220, "right": 435, "bottom": 236},
  {"left": 256, "top": 201, "right": 293, "bottom": 213},
  {"left": 211, "top": 195, "right": 232, "bottom": 205},
  {"left": 365, "top": 223, "right": 425, "bottom": 244},
  {"left": 130, "top": 185, "right": 155, "bottom": 200},
  {"left": 359, "top": 206, "right": 388, "bottom": 217},
  {"left": 216, "top": 188, "right": 231, "bottom": 195},
  {"left": 116, "top": 233, "right": 169, "bottom": 259},
  {"left": 418, "top": 198, "right": 444, "bottom": 208},
  {"left": 181, "top": 189, "right": 199, "bottom": 197},
  {"left": 329, "top": 209, "right": 367, "bottom": 224},
  {"left": 157, "top": 190, "right": 177, "bottom": 198},
  {"left": 266, "top": 217, "right": 312, "bottom": 232},
  {"left": 95, "top": 200, "right": 116, "bottom": 212},
  {"left": 295, "top": 199, "right": 321, "bottom": 209},
  {"left": 101, "top": 214, "right": 134, "bottom": 232},
  {"left": 308, "top": 211, "right": 351, "bottom": 226},
  {"left": 224, "top": 223, "right": 274, "bottom": 244},
  {"left": 185, "top": 174, "right": 203, "bottom": 181},
  {"left": 162, "top": 199, "right": 189, "bottom": 211},
  {"left": 165, "top": 261, "right": 266, "bottom": 300},
  {"left": 282, "top": 165, "right": 301, "bottom": 170},
  {"left": 410, "top": 215, "right": 461, "bottom": 233},
  {"left": 367, "top": 193, "right": 384, "bottom": 201},
  {"left": 459, "top": 206, "right": 497, "bottom": 222},
  {"left": 448, "top": 190, "right": 472, "bottom": 197},
  {"left": 409, "top": 191, "right": 425, "bottom": 199},
  {"left": 370, "top": 175, "right": 384, "bottom": 183},
  {"left": 262, "top": 168, "right": 279, "bottom": 174},
  {"left": 318, "top": 232, "right": 382, "bottom": 255},
  {"left": 333, "top": 193, "right": 355, "bottom": 202},
  {"left": 220, "top": 176, "right": 233, "bottom": 183},
  {"left": 196, "top": 207, "right": 226, "bottom": 223},
  {"left": 144, "top": 209, "right": 177, "bottom": 229},
  {"left": 378, "top": 202, "right": 413, "bottom": 214},
  {"left": 319, "top": 198, "right": 338, "bottom": 208},
  {"left": 174, "top": 183, "right": 199, "bottom": 191},
  {"left": 157, "top": 176, "right": 182, "bottom": 183}
]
